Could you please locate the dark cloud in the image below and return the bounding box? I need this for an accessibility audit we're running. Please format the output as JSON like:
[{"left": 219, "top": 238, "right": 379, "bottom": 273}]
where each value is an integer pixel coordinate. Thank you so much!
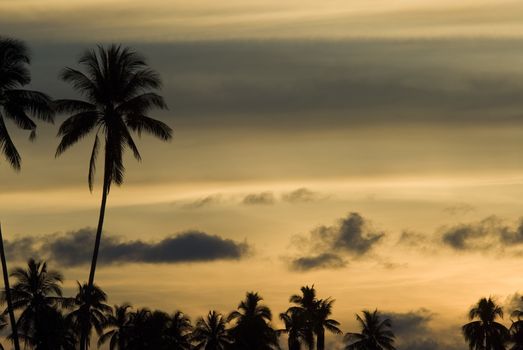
[
  {"left": 441, "top": 216, "right": 523, "bottom": 251},
  {"left": 242, "top": 192, "right": 275, "bottom": 205},
  {"left": 281, "top": 188, "right": 320, "bottom": 203},
  {"left": 182, "top": 194, "right": 222, "bottom": 209},
  {"left": 383, "top": 309, "right": 464, "bottom": 350},
  {"left": 289, "top": 253, "right": 346, "bottom": 271},
  {"left": 287, "top": 213, "right": 384, "bottom": 270},
  {"left": 384, "top": 309, "right": 433, "bottom": 338},
  {"left": 5, "top": 228, "right": 250, "bottom": 266}
]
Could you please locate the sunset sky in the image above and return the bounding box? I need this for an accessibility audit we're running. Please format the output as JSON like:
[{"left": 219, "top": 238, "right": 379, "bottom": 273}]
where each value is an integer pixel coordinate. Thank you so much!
[{"left": 1, "top": 0, "right": 523, "bottom": 348}]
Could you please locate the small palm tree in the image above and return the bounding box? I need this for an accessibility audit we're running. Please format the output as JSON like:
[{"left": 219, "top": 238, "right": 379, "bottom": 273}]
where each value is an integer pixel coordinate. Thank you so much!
[
  {"left": 164, "top": 311, "right": 193, "bottom": 350},
  {"left": 314, "top": 299, "right": 342, "bottom": 350},
  {"left": 463, "top": 297, "right": 509, "bottom": 350},
  {"left": 279, "top": 309, "right": 307, "bottom": 350},
  {"left": 55, "top": 44, "right": 173, "bottom": 289},
  {"left": 344, "top": 309, "right": 396, "bottom": 350},
  {"left": 288, "top": 286, "right": 317, "bottom": 349},
  {"left": 192, "top": 311, "right": 232, "bottom": 350},
  {"left": 227, "top": 292, "right": 279, "bottom": 350},
  {"left": 98, "top": 303, "right": 132, "bottom": 350},
  {"left": 1, "top": 259, "right": 71, "bottom": 349},
  {"left": 67, "top": 282, "right": 111, "bottom": 350}
]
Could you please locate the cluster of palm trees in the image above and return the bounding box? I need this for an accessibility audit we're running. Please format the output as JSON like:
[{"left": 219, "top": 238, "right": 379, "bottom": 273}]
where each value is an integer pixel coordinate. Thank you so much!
[
  {"left": 0, "top": 259, "right": 396, "bottom": 350},
  {"left": 0, "top": 36, "right": 172, "bottom": 349}
]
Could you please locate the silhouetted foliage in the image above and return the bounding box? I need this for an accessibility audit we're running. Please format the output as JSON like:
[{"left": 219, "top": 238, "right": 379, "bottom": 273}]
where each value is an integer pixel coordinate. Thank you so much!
[
  {"left": 192, "top": 311, "right": 232, "bottom": 350},
  {"left": 462, "top": 297, "right": 509, "bottom": 350},
  {"left": 344, "top": 309, "right": 396, "bottom": 350},
  {"left": 227, "top": 292, "right": 279, "bottom": 350},
  {"left": 67, "top": 282, "right": 110, "bottom": 350},
  {"left": 0, "top": 37, "right": 54, "bottom": 170}
]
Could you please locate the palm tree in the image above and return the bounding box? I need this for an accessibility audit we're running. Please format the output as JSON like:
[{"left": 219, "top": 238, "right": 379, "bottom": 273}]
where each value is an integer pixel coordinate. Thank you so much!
[
  {"left": 164, "top": 311, "right": 193, "bottom": 350},
  {"left": 98, "top": 303, "right": 133, "bottom": 350},
  {"left": 462, "top": 298, "right": 509, "bottom": 350},
  {"left": 344, "top": 309, "right": 396, "bottom": 350},
  {"left": 227, "top": 292, "right": 279, "bottom": 350},
  {"left": 67, "top": 282, "right": 111, "bottom": 350},
  {"left": 1, "top": 259, "right": 71, "bottom": 349},
  {"left": 126, "top": 308, "right": 152, "bottom": 350},
  {"left": 192, "top": 311, "right": 232, "bottom": 350},
  {"left": 0, "top": 37, "right": 54, "bottom": 350},
  {"left": 279, "top": 309, "right": 307, "bottom": 350},
  {"left": 313, "top": 299, "right": 341, "bottom": 350},
  {"left": 55, "top": 44, "right": 173, "bottom": 289},
  {"left": 288, "top": 285, "right": 318, "bottom": 350}
]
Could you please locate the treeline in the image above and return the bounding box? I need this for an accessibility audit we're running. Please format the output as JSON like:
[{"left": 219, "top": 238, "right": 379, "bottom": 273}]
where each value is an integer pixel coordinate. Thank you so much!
[
  {"left": 2, "top": 259, "right": 523, "bottom": 350},
  {"left": 0, "top": 259, "right": 383, "bottom": 350}
]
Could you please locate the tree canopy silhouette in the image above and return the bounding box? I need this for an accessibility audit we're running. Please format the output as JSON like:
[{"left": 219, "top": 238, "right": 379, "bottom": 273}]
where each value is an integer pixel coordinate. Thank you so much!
[
  {"left": 344, "top": 309, "right": 396, "bottom": 350},
  {"left": 462, "top": 297, "right": 509, "bottom": 350}
]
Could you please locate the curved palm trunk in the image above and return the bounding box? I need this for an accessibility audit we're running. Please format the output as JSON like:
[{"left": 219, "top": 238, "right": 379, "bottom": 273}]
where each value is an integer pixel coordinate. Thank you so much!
[
  {"left": 88, "top": 176, "right": 109, "bottom": 287},
  {"left": 86, "top": 158, "right": 110, "bottom": 350},
  {"left": 0, "top": 224, "right": 21, "bottom": 350}
]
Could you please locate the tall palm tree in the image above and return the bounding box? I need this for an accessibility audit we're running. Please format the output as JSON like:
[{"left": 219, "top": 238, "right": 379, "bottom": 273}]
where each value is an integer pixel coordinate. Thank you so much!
[
  {"left": 313, "top": 299, "right": 341, "bottom": 350},
  {"left": 227, "top": 292, "right": 279, "bottom": 350},
  {"left": 55, "top": 44, "right": 173, "bottom": 288},
  {"left": 0, "top": 37, "right": 54, "bottom": 350},
  {"left": 67, "top": 282, "right": 111, "bottom": 350},
  {"left": 192, "top": 311, "right": 232, "bottom": 350},
  {"left": 344, "top": 309, "right": 396, "bottom": 350},
  {"left": 462, "top": 298, "right": 509, "bottom": 350},
  {"left": 1, "top": 259, "right": 71, "bottom": 349},
  {"left": 164, "top": 311, "right": 193, "bottom": 350},
  {"left": 98, "top": 303, "right": 133, "bottom": 350}
]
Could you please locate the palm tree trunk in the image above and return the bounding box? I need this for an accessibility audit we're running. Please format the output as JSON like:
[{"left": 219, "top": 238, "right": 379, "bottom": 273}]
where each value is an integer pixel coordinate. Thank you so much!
[
  {"left": 87, "top": 176, "right": 109, "bottom": 287},
  {"left": 0, "top": 224, "right": 21, "bottom": 350},
  {"left": 316, "top": 329, "right": 324, "bottom": 350}
]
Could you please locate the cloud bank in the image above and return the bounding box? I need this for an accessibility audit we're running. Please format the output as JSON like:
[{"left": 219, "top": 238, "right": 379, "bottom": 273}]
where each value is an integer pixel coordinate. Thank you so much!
[{"left": 5, "top": 228, "right": 250, "bottom": 266}]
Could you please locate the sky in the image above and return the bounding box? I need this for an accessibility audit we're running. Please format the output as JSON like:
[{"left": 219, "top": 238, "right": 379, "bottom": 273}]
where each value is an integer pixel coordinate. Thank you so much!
[{"left": 2, "top": 0, "right": 523, "bottom": 348}]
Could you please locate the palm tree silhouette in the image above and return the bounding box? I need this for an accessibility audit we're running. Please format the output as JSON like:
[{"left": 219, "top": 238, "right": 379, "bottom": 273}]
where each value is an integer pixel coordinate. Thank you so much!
[
  {"left": 192, "top": 310, "right": 232, "bottom": 350},
  {"left": 67, "top": 282, "right": 111, "bottom": 350},
  {"left": 227, "top": 292, "right": 279, "bottom": 350},
  {"left": 462, "top": 297, "right": 509, "bottom": 350},
  {"left": 0, "top": 37, "right": 54, "bottom": 350},
  {"left": 126, "top": 308, "right": 152, "bottom": 349},
  {"left": 313, "top": 299, "right": 341, "bottom": 350},
  {"left": 344, "top": 309, "right": 396, "bottom": 350},
  {"left": 1, "top": 259, "right": 71, "bottom": 349},
  {"left": 98, "top": 303, "right": 133, "bottom": 350},
  {"left": 55, "top": 44, "right": 173, "bottom": 289},
  {"left": 164, "top": 311, "right": 193, "bottom": 350},
  {"left": 289, "top": 286, "right": 317, "bottom": 350},
  {"left": 279, "top": 309, "right": 307, "bottom": 350}
]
